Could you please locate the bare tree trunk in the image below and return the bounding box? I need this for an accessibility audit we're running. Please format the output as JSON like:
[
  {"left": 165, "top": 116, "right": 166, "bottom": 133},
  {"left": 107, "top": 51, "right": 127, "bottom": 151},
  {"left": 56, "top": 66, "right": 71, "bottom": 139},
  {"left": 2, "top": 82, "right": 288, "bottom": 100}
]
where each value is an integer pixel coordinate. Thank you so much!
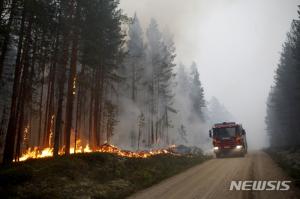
[
  {"left": 43, "top": 55, "right": 54, "bottom": 148},
  {"left": 74, "top": 90, "right": 79, "bottom": 152},
  {"left": 64, "top": 31, "right": 78, "bottom": 155},
  {"left": 37, "top": 36, "right": 46, "bottom": 146},
  {"left": 15, "top": 13, "right": 32, "bottom": 161},
  {"left": 37, "top": 68, "right": 45, "bottom": 146},
  {"left": 89, "top": 74, "right": 94, "bottom": 147},
  {"left": 43, "top": 68, "right": 51, "bottom": 146},
  {"left": 74, "top": 64, "right": 84, "bottom": 152},
  {"left": 98, "top": 64, "right": 105, "bottom": 145},
  {"left": 93, "top": 67, "right": 100, "bottom": 147},
  {"left": 53, "top": 34, "right": 70, "bottom": 156},
  {"left": 53, "top": 3, "right": 72, "bottom": 154},
  {"left": 43, "top": 67, "right": 55, "bottom": 147},
  {"left": 2, "top": 5, "right": 26, "bottom": 165}
]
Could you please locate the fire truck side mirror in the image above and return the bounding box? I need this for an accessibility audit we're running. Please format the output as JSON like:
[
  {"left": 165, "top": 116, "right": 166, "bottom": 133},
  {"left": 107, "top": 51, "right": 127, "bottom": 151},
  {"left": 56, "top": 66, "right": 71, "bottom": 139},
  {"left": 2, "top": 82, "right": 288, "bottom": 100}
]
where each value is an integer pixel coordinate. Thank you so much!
[
  {"left": 242, "top": 130, "right": 246, "bottom": 135},
  {"left": 209, "top": 130, "right": 212, "bottom": 138}
]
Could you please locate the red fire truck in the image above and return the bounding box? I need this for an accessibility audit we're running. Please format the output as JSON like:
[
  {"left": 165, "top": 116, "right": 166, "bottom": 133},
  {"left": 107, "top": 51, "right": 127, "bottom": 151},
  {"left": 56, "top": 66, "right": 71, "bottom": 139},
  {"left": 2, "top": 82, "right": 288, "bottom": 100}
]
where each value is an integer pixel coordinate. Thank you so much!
[{"left": 209, "top": 122, "right": 247, "bottom": 158}]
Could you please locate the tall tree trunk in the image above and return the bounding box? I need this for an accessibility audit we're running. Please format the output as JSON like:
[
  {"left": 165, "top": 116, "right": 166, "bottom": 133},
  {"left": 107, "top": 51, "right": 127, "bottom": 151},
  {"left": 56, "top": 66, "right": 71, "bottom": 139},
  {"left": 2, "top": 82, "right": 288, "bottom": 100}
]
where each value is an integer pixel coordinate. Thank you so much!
[
  {"left": 43, "top": 59, "right": 56, "bottom": 147},
  {"left": 37, "top": 34, "right": 46, "bottom": 146},
  {"left": 93, "top": 67, "right": 100, "bottom": 147},
  {"left": 89, "top": 72, "right": 94, "bottom": 147},
  {"left": 74, "top": 64, "right": 84, "bottom": 152},
  {"left": 2, "top": 5, "right": 26, "bottom": 165},
  {"left": 53, "top": 0, "right": 74, "bottom": 154},
  {"left": 64, "top": 30, "right": 78, "bottom": 155},
  {"left": 53, "top": 35, "right": 70, "bottom": 157},
  {"left": 43, "top": 35, "right": 57, "bottom": 147},
  {"left": 43, "top": 66, "right": 51, "bottom": 146},
  {"left": 15, "top": 13, "right": 32, "bottom": 161},
  {"left": 38, "top": 61, "right": 45, "bottom": 146},
  {"left": 74, "top": 90, "right": 79, "bottom": 152}
]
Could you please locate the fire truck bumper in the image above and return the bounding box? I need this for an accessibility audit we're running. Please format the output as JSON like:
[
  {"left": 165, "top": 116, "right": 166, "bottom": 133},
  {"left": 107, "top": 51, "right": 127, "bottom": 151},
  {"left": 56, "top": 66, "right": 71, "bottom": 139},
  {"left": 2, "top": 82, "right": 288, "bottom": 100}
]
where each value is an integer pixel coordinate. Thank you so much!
[{"left": 214, "top": 145, "right": 245, "bottom": 157}]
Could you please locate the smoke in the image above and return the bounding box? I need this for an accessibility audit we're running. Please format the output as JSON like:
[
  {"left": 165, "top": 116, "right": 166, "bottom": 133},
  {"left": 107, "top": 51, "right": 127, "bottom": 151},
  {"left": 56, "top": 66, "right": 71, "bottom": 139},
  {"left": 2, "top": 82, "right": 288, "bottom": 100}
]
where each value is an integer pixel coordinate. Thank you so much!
[
  {"left": 112, "top": 97, "right": 140, "bottom": 150},
  {"left": 119, "top": 0, "right": 300, "bottom": 150},
  {"left": 172, "top": 84, "right": 210, "bottom": 150}
]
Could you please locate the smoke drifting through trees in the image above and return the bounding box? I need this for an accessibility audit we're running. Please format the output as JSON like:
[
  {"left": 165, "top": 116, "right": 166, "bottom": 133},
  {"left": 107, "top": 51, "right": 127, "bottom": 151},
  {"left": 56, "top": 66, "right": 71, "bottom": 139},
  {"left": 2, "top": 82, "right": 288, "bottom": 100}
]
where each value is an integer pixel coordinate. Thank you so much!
[
  {"left": 266, "top": 6, "right": 300, "bottom": 147},
  {"left": 116, "top": 15, "right": 177, "bottom": 149},
  {"left": 207, "top": 97, "right": 235, "bottom": 125},
  {"left": 0, "top": 0, "right": 233, "bottom": 164}
]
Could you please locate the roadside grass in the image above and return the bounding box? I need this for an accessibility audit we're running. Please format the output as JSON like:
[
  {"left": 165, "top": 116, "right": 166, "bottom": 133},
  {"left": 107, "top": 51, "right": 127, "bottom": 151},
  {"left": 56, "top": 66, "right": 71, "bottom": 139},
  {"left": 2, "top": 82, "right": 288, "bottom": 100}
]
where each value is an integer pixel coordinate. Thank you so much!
[
  {"left": 265, "top": 147, "right": 300, "bottom": 187},
  {"left": 0, "top": 152, "right": 211, "bottom": 199}
]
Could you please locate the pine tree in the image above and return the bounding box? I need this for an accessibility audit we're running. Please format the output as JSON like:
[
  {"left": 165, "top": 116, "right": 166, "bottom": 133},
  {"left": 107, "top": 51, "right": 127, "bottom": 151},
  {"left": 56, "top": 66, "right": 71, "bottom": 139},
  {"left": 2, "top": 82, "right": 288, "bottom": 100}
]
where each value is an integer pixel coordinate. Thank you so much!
[
  {"left": 0, "top": 0, "right": 195, "bottom": 163},
  {"left": 1, "top": 0, "right": 126, "bottom": 163},
  {"left": 266, "top": 6, "right": 300, "bottom": 147},
  {"left": 146, "top": 19, "right": 176, "bottom": 146},
  {"left": 122, "top": 13, "right": 145, "bottom": 147},
  {"left": 146, "top": 18, "right": 162, "bottom": 145},
  {"left": 189, "top": 62, "right": 205, "bottom": 121},
  {"left": 126, "top": 13, "right": 145, "bottom": 102}
]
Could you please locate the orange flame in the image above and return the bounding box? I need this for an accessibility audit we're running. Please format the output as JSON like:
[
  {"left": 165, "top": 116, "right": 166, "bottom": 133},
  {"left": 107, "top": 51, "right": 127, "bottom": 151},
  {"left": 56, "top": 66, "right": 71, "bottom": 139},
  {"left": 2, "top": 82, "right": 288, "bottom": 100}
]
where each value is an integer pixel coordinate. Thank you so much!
[
  {"left": 15, "top": 140, "right": 176, "bottom": 162},
  {"left": 23, "top": 125, "right": 30, "bottom": 147}
]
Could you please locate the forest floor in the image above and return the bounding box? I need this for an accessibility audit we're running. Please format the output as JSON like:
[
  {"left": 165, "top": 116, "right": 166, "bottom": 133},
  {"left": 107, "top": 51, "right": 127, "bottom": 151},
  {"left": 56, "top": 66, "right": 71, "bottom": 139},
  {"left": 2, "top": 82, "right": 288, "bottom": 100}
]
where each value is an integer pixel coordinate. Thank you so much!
[
  {"left": 265, "top": 147, "right": 300, "bottom": 187},
  {"left": 0, "top": 152, "right": 210, "bottom": 199}
]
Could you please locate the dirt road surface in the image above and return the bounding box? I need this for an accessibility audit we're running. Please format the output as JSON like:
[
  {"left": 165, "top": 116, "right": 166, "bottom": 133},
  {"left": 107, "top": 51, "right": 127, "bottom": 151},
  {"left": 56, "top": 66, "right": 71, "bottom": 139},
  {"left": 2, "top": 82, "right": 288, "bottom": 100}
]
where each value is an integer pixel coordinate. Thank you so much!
[{"left": 128, "top": 151, "right": 299, "bottom": 199}]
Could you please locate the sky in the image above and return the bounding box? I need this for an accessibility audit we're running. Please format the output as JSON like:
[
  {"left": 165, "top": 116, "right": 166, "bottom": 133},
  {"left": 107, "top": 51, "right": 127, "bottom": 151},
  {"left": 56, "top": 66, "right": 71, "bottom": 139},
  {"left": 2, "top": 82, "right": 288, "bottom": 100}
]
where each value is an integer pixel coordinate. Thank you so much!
[{"left": 119, "top": 0, "right": 300, "bottom": 149}]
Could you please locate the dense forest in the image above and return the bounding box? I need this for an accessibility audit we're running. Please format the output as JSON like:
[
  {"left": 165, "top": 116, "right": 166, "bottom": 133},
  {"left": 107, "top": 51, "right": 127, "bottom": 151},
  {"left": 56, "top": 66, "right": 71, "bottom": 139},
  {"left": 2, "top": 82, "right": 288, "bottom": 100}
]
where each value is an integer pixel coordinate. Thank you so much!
[
  {"left": 0, "top": 0, "right": 194, "bottom": 164},
  {"left": 266, "top": 6, "right": 300, "bottom": 147},
  {"left": 0, "top": 0, "right": 234, "bottom": 164}
]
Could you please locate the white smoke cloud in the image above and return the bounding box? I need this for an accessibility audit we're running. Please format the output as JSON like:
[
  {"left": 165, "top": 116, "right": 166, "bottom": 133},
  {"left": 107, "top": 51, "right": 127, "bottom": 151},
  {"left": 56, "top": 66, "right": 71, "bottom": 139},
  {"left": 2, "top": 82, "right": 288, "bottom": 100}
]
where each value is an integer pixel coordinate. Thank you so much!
[{"left": 120, "top": 0, "right": 300, "bottom": 149}]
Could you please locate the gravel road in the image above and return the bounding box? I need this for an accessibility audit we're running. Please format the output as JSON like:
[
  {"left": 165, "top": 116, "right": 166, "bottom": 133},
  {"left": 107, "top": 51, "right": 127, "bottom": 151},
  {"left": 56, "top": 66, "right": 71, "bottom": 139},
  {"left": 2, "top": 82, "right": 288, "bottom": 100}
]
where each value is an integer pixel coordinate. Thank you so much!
[{"left": 128, "top": 151, "right": 299, "bottom": 199}]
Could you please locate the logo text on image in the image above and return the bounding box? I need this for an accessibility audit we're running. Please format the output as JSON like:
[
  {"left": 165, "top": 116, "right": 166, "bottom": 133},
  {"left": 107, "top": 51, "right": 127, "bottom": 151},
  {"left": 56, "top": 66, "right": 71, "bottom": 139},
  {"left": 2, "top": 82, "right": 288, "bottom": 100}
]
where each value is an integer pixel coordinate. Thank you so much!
[{"left": 229, "top": 181, "right": 291, "bottom": 191}]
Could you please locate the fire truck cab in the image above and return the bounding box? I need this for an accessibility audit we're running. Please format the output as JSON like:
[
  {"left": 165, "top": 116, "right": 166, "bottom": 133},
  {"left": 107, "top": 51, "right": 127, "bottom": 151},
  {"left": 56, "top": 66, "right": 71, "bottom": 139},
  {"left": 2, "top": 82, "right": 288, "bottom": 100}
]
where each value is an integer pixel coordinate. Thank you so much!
[{"left": 209, "top": 122, "right": 247, "bottom": 158}]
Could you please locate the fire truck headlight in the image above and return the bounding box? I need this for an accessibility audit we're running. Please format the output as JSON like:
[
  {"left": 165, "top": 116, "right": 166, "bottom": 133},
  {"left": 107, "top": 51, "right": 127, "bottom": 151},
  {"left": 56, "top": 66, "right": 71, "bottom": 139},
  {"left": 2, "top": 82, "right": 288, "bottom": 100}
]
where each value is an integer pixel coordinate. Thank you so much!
[
  {"left": 213, "top": 146, "right": 219, "bottom": 151},
  {"left": 236, "top": 145, "right": 243, "bottom": 150}
]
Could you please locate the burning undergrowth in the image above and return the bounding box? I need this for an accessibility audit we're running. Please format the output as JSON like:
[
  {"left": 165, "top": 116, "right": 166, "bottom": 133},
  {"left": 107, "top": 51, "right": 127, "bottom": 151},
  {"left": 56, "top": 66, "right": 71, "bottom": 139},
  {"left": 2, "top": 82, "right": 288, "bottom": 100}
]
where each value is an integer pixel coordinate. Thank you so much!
[
  {"left": 16, "top": 142, "right": 179, "bottom": 162},
  {"left": 1, "top": 150, "right": 210, "bottom": 199}
]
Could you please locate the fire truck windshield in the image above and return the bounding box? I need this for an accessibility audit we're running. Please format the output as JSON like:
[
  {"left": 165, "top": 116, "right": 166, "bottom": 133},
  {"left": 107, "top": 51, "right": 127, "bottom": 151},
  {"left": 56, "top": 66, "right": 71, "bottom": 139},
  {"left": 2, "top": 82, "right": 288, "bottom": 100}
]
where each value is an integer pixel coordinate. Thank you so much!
[{"left": 213, "top": 127, "right": 236, "bottom": 138}]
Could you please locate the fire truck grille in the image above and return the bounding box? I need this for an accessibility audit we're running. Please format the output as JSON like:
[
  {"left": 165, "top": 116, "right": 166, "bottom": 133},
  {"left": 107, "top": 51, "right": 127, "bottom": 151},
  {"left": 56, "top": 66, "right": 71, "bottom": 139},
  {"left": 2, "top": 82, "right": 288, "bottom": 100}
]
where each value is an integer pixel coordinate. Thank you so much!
[{"left": 221, "top": 139, "right": 235, "bottom": 148}]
